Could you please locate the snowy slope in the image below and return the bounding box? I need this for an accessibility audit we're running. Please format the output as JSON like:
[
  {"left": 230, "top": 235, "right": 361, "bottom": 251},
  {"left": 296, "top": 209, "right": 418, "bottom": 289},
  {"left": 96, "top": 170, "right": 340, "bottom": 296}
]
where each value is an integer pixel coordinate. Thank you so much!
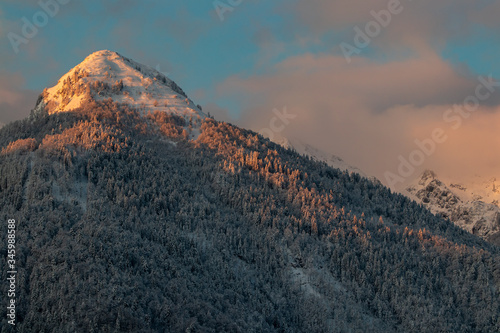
[
  {"left": 35, "top": 50, "right": 205, "bottom": 120},
  {"left": 404, "top": 170, "right": 500, "bottom": 244}
]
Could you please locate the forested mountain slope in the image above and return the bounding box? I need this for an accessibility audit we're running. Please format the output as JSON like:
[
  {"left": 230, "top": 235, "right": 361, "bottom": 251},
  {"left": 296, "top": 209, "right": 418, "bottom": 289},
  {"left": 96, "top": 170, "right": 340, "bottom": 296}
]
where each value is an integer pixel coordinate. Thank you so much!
[{"left": 0, "top": 102, "right": 499, "bottom": 332}]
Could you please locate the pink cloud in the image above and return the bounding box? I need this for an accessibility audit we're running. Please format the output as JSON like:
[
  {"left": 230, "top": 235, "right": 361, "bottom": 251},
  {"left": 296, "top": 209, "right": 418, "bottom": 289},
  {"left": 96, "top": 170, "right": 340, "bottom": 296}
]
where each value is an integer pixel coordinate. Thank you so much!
[
  {"left": 0, "top": 72, "right": 38, "bottom": 125},
  {"left": 283, "top": 0, "right": 496, "bottom": 54},
  {"left": 216, "top": 52, "right": 500, "bottom": 183}
]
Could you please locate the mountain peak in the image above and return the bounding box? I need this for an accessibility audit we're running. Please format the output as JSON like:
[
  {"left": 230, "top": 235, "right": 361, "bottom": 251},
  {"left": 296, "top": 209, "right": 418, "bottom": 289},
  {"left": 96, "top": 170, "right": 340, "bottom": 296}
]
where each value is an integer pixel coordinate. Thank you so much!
[
  {"left": 86, "top": 49, "right": 120, "bottom": 58},
  {"left": 403, "top": 169, "right": 500, "bottom": 244},
  {"left": 78, "top": 50, "right": 130, "bottom": 70},
  {"left": 36, "top": 50, "right": 205, "bottom": 119},
  {"left": 420, "top": 169, "right": 437, "bottom": 182}
]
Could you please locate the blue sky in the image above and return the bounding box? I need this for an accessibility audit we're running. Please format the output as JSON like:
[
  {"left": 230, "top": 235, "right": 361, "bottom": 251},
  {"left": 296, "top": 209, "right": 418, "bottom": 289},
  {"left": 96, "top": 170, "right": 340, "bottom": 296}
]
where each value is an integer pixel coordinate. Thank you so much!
[{"left": 1, "top": 0, "right": 500, "bottom": 183}]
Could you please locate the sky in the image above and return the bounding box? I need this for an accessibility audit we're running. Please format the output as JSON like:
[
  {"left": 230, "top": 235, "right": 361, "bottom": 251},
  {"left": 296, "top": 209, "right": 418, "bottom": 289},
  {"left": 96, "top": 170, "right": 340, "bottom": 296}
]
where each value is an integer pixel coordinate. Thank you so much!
[{"left": 1, "top": 0, "right": 500, "bottom": 187}]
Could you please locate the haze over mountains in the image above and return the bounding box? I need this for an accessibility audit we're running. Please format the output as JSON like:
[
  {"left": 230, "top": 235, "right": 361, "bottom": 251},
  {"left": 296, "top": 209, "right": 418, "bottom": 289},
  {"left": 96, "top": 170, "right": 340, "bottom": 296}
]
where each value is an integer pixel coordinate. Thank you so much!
[{"left": 0, "top": 51, "right": 499, "bottom": 332}]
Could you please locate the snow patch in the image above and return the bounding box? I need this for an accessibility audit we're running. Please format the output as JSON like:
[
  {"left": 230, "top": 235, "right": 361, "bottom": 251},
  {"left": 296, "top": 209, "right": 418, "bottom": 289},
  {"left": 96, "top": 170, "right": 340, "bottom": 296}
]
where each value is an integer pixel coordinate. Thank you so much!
[
  {"left": 290, "top": 266, "right": 322, "bottom": 298},
  {"left": 52, "top": 178, "right": 88, "bottom": 213}
]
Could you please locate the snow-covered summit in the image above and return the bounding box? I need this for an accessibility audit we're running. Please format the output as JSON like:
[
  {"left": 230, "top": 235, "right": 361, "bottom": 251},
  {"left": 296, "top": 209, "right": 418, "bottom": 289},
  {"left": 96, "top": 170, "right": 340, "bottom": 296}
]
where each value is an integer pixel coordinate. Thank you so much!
[{"left": 36, "top": 50, "right": 205, "bottom": 119}]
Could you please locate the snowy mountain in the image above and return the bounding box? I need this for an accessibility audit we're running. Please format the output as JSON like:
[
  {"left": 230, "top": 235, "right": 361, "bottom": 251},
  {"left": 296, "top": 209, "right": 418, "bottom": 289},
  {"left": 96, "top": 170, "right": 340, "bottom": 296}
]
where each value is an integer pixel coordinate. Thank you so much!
[
  {"left": 0, "top": 50, "right": 499, "bottom": 332},
  {"left": 405, "top": 170, "right": 500, "bottom": 245},
  {"left": 34, "top": 50, "right": 205, "bottom": 120}
]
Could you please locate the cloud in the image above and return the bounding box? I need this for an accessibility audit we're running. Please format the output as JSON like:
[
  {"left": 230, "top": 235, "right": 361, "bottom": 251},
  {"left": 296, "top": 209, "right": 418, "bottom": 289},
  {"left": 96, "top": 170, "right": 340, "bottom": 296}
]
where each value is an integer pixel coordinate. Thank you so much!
[
  {"left": 0, "top": 72, "right": 38, "bottom": 125},
  {"left": 153, "top": 7, "right": 212, "bottom": 48},
  {"left": 469, "top": 1, "right": 500, "bottom": 29},
  {"left": 281, "top": 0, "right": 499, "bottom": 54},
  {"left": 216, "top": 52, "right": 500, "bottom": 183},
  {"left": 203, "top": 102, "right": 234, "bottom": 124}
]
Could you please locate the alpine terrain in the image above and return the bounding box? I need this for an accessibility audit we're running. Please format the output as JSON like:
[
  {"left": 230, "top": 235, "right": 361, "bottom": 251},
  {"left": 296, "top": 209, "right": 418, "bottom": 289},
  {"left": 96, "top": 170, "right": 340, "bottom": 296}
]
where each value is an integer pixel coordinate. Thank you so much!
[
  {"left": 405, "top": 170, "right": 500, "bottom": 245},
  {"left": 0, "top": 51, "right": 499, "bottom": 332}
]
